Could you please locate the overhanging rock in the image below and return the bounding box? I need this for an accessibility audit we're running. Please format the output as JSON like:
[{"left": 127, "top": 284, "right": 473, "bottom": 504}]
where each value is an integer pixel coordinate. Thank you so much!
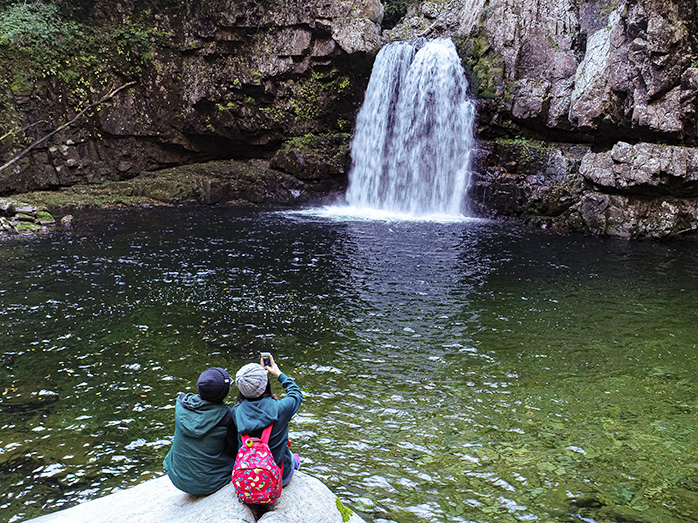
[{"left": 26, "top": 472, "right": 366, "bottom": 523}]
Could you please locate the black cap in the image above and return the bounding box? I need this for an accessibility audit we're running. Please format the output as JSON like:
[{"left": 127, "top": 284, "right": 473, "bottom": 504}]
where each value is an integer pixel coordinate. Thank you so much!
[{"left": 197, "top": 367, "right": 231, "bottom": 402}]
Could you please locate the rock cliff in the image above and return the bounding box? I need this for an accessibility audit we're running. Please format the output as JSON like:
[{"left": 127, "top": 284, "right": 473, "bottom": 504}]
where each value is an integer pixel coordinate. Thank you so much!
[
  {"left": 387, "top": 0, "right": 697, "bottom": 237},
  {"left": 1, "top": 0, "right": 697, "bottom": 237},
  {"left": 0, "top": 0, "right": 383, "bottom": 204}
]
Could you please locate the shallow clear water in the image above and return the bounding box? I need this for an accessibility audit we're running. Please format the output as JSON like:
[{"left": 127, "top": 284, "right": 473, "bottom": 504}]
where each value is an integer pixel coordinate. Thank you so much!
[{"left": 1, "top": 206, "right": 697, "bottom": 522}]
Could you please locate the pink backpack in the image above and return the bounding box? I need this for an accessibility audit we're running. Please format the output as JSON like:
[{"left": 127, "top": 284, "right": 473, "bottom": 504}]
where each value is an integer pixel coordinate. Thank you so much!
[{"left": 232, "top": 425, "right": 283, "bottom": 504}]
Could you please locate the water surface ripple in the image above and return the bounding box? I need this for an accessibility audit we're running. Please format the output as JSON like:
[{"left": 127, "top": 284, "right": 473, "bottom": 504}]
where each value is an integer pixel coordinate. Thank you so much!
[{"left": 1, "top": 207, "right": 697, "bottom": 522}]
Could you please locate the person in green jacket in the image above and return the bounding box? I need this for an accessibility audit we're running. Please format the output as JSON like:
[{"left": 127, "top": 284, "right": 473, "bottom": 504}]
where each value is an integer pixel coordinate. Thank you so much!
[
  {"left": 163, "top": 367, "right": 238, "bottom": 495},
  {"left": 233, "top": 354, "right": 303, "bottom": 487}
]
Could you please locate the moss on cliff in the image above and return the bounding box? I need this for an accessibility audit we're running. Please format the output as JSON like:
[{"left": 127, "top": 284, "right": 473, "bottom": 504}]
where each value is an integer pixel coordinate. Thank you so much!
[{"left": 453, "top": 31, "right": 506, "bottom": 100}]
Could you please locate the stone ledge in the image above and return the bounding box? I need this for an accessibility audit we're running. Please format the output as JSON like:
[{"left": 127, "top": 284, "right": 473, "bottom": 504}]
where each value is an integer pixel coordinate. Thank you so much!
[{"left": 26, "top": 472, "right": 365, "bottom": 523}]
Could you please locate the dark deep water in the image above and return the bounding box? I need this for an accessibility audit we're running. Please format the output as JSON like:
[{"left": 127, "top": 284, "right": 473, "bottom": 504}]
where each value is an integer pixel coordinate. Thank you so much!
[{"left": 1, "top": 206, "right": 697, "bottom": 522}]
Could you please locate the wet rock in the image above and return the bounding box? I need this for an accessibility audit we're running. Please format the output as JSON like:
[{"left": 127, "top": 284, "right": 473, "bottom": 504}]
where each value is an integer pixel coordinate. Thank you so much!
[
  {"left": 0, "top": 216, "right": 15, "bottom": 233},
  {"left": 13, "top": 203, "right": 38, "bottom": 215},
  {"left": 571, "top": 193, "right": 698, "bottom": 239},
  {"left": 511, "top": 78, "right": 551, "bottom": 121},
  {"left": 0, "top": 198, "right": 16, "bottom": 215},
  {"left": 270, "top": 133, "right": 351, "bottom": 181},
  {"left": 122, "top": 159, "right": 336, "bottom": 206},
  {"left": 332, "top": 17, "right": 382, "bottom": 54}
]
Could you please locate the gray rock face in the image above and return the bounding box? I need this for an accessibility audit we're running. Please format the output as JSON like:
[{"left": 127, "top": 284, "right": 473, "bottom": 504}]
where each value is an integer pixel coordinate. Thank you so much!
[
  {"left": 416, "top": 0, "right": 698, "bottom": 238},
  {"left": 580, "top": 142, "right": 698, "bottom": 195},
  {"left": 472, "top": 139, "right": 698, "bottom": 238},
  {"left": 25, "top": 472, "right": 366, "bottom": 523},
  {"left": 572, "top": 193, "right": 698, "bottom": 239},
  {"left": 0, "top": 0, "right": 381, "bottom": 197}
]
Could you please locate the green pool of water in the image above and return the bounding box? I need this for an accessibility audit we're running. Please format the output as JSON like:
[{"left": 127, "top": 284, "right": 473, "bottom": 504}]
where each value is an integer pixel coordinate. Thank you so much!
[{"left": 1, "top": 206, "right": 697, "bottom": 522}]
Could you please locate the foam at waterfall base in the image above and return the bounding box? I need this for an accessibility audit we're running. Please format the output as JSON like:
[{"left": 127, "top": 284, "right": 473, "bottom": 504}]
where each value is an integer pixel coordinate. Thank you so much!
[{"left": 283, "top": 205, "right": 488, "bottom": 223}]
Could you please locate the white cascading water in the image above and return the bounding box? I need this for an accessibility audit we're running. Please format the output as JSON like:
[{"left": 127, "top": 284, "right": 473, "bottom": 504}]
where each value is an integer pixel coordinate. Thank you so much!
[{"left": 346, "top": 38, "right": 476, "bottom": 218}]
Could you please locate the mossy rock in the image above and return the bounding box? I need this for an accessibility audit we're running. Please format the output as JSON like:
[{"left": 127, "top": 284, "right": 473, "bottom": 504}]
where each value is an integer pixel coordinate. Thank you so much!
[
  {"left": 36, "top": 210, "right": 55, "bottom": 224},
  {"left": 14, "top": 221, "right": 43, "bottom": 232},
  {"left": 453, "top": 31, "right": 507, "bottom": 101},
  {"left": 271, "top": 133, "right": 351, "bottom": 180}
]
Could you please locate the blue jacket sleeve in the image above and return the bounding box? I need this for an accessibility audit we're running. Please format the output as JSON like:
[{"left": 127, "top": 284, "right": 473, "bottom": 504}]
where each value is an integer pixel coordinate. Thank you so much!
[{"left": 276, "top": 372, "right": 302, "bottom": 422}]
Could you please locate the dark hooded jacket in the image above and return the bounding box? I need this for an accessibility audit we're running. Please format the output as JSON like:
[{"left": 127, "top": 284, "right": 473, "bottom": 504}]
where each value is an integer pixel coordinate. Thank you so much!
[
  {"left": 163, "top": 393, "right": 237, "bottom": 495},
  {"left": 231, "top": 372, "right": 302, "bottom": 486}
]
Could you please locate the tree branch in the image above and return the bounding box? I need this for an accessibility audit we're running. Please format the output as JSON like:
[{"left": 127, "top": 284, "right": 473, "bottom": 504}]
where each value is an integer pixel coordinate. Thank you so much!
[
  {"left": 0, "top": 120, "right": 48, "bottom": 142},
  {"left": 0, "top": 81, "right": 136, "bottom": 174}
]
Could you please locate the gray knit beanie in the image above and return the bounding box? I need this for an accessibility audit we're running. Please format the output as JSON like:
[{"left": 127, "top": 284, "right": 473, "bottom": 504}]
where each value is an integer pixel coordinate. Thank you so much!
[{"left": 235, "top": 363, "right": 268, "bottom": 399}]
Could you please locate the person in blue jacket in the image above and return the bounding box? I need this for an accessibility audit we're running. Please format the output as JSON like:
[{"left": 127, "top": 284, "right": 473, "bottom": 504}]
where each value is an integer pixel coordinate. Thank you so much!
[
  {"left": 163, "top": 367, "right": 237, "bottom": 495},
  {"left": 233, "top": 354, "right": 303, "bottom": 487}
]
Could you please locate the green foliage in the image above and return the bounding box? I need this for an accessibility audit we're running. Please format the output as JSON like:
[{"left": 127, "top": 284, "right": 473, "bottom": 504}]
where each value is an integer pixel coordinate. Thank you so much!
[
  {"left": 0, "top": 0, "right": 158, "bottom": 91},
  {"left": 291, "top": 69, "right": 353, "bottom": 122},
  {"left": 260, "top": 105, "right": 285, "bottom": 124},
  {"left": 497, "top": 136, "right": 549, "bottom": 165},
  {"left": 284, "top": 132, "right": 320, "bottom": 152},
  {"left": 0, "top": 2, "right": 65, "bottom": 47},
  {"left": 498, "top": 136, "right": 536, "bottom": 148},
  {"left": 293, "top": 81, "right": 321, "bottom": 120},
  {"left": 282, "top": 132, "right": 351, "bottom": 172}
]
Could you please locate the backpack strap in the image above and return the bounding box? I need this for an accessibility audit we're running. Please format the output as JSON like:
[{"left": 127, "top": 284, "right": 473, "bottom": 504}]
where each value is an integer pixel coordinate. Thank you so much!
[
  {"left": 260, "top": 424, "right": 273, "bottom": 444},
  {"left": 240, "top": 424, "right": 274, "bottom": 445}
]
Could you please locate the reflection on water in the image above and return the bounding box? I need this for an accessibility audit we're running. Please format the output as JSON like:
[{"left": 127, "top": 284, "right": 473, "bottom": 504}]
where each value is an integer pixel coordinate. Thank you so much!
[{"left": 1, "top": 206, "right": 698, "bottom": 522}]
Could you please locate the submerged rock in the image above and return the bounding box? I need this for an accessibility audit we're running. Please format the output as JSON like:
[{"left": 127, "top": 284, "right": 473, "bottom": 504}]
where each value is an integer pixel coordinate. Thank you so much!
[{"left": 26, "top": 471, "right": 366, "bottom": 523}]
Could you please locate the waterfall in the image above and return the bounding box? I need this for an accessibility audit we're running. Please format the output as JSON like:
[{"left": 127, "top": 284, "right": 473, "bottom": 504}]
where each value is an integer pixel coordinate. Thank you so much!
[{"left": 346, "top": 38, "right": 476, "bottom": 218}]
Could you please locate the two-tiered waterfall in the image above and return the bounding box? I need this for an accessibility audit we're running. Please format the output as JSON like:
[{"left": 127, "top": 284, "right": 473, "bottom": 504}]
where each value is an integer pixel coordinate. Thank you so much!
[{"left": 346, "top": 38, "right": 476, "bottom": 218}]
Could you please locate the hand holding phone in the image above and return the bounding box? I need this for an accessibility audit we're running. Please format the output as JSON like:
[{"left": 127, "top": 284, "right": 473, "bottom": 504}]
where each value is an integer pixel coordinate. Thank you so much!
[
  {"left": 260, "top": 352, "right": 272, "bottom": 367},
  {"left": 259, "top": 352, "right": 282, "bottom": 377}
]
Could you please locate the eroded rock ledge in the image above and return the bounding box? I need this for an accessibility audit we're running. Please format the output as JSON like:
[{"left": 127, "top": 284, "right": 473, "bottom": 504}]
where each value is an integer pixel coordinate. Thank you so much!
[
  {"left": 27, "top": 472, "right": 365, "bottom": 523},
  {"left": 472, "top": 140, "right": 698, "bottom": 239}
]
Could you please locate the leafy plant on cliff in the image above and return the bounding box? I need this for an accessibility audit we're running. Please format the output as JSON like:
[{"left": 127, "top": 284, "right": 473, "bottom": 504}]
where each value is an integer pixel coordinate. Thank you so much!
[
  {"left": 0, "top": 1, "right": 161, "bottom": 155},
  {"left": 0, "top": 1, "right": 157, "bottom": 88},
  {"left": 0, "top": 2, "right": 66, "bottom": 47}
]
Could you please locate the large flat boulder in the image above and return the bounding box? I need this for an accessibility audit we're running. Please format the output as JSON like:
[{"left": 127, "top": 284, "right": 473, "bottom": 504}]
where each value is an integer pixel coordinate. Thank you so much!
[{"left": 27, "top": 472, "right": 365, "bottom": 523}]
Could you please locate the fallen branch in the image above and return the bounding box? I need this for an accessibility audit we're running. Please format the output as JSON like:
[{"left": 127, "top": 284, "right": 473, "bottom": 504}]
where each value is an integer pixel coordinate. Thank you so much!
[
  {"left": 0, "top": 81, "right": 136, "bottom": 174},
  {"left": 0, "top": 120, "right": 48, "bottom": 142}
]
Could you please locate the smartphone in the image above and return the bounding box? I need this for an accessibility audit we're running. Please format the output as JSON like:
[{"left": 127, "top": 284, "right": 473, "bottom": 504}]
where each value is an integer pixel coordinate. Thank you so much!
[{"left": 260, "top": 352, "right": 272, "bottom": 367}]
